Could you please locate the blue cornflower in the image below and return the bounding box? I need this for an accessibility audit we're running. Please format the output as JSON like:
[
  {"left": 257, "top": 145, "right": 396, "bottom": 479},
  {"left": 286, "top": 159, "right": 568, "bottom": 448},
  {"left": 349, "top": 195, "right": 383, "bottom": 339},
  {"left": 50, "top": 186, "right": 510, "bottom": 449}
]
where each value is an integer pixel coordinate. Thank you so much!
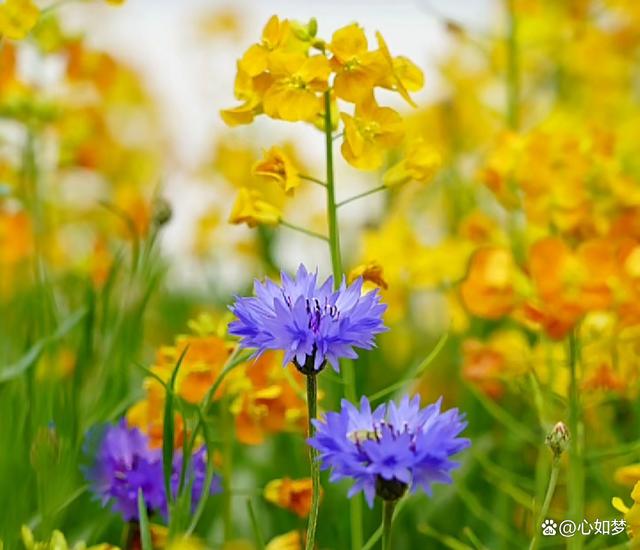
[
  {"left": 83, "top": 420, "right": 164, "bottom": 521},
  {"left": 84, "top": 420, "right": 221, "bottom": 521},
  {"left": 168, "top": 446, "right": 222, "bottom": 514},
  {"left": 308, "top": 395, "right": 470, "bottom": 507},
  {"left": 229, "top": 265, "right": 387, "bottom": 374}
]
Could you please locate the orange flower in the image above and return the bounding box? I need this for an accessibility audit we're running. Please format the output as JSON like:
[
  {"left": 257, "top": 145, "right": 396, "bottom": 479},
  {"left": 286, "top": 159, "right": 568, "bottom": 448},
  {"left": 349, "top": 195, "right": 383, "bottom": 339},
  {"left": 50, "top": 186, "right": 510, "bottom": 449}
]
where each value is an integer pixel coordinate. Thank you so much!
[
  {"left": 154, "top": 334, "right": 232, "bottom": 404},
  {"left": 231, "top": 352, "right": 306, "bottom": 445},
  {"left": 127, "top": 333, "right": 232, "bottom": 447},
  {"left": 127, "top": 381, "right": 185, "bottom": 449},
  {"left": 460, "top": 246, "right": 518, "bottom": 319},
  {"left": 462, "top": 330, "right": 530, "bottom": 398},
  {"left": 264, "top": 477, "right": 318, "bottom": 517},
  {"left": 0, "top": 208, "right": 32, "bottom": 265},
  {"left": 524, "top": 237, "right": 616, "bottom": 339}
]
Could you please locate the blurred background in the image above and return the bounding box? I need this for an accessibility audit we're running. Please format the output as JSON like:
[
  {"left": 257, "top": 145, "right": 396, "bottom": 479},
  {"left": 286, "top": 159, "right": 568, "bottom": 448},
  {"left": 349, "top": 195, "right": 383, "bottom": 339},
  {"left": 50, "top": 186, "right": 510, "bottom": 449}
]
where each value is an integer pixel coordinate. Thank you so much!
[{"left": 58, "top": 0, "right": 496, "bottom": 291}]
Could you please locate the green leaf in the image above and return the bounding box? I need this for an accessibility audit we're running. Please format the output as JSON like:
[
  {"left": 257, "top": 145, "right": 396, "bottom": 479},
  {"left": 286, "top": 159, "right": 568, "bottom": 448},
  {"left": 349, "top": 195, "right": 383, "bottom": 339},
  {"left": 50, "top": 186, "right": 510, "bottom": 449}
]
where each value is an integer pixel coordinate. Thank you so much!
[
  {"left": 137, "top": 489, "right": 153, "bottom": 550},
  {"left": 247, "top": 499, "right": 266, "bottom": 550},
  {"left": 370, "top": 331, "right": 449, "bottom": 402},
  {"left": 0, "top": 308, "right": 86, "bottom": 384},
  {"left": 162, "top": 345, "right": 190, "bottom": 509}
]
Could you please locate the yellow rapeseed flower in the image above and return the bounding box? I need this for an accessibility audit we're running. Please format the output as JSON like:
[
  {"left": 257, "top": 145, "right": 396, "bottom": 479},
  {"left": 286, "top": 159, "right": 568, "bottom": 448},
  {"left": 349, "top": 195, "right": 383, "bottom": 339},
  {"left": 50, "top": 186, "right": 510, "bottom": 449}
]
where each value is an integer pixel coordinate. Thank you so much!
[
  {"left": 613, "top": 480, "right": 640, "bottom": 538},
  {"left": 328, "top": 23, "right": 385, "bottom": 103},
  {"left": 220, "top": 66, "right": 272, "bottom": 127},
  {"left": 265, "top": 531, "right": 302, "bottom": 550},
  {"left": 253, "top": 146, "right": 301, "bottom": 194},
  {"left": 340, "top": 98, "right": 404, "bottom": 170},
  {"left": 263, "top": 52, "right": 331, "bottom": 122},
  {"left": 375, "top": 31, "right": 424, "bottom": 107},
  {"left": 239, "top": 15, "right": 297, "bottom": 77},
  {"left": 383, "top": 140, "right": 441, "bottom": 187},
  {"left": 229, "top": 188, "right": 282, "bottom": 227},
  {"left": 0, "top": 0, "right": 39, "bottom": 40}
]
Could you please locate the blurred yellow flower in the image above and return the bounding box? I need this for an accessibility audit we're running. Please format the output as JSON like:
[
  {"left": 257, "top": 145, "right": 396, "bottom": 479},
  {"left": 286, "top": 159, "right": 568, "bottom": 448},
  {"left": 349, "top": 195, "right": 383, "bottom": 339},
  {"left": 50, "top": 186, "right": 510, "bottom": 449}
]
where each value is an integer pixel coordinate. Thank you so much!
[
  {"left": 328, "top": 23, "right": 385, "bottom": 103},
  {"left": 263, "top": 52, "right": 331, "bottom": 122},
  {"left": 340, "top": 98, "right": 404, "bottom": 170},
  {"left": 253, "top": 147, "right": 301, "bottom": 194},
  {"left": 615, "top": 464, "right": 640, "bottom": 487},
  {"left": 21, "top": 526, "right": 118, "bottom": 550},
  {"left": 264, "top": 477, "right": 317, "bottom": 517},
  {"left": 383, "top": 140, "right": 441, "bottom": 187},
  {"left": 166, "top": 536, "right": 206, "bottom": 550},
  {"left": 348, "top": 261, "right": 388, "bottom": 291},
  {"left": 613, "top": 480, "right": 640, "bottom": 538},
  {"left": 229, "top": 188, "right": 282, "bottom": 227},
  {"left": 265, "top": 531, "right": 302, "bottom": 550},
  {"left": 0, "top": 0, "right": 39, "bottom": 40}
]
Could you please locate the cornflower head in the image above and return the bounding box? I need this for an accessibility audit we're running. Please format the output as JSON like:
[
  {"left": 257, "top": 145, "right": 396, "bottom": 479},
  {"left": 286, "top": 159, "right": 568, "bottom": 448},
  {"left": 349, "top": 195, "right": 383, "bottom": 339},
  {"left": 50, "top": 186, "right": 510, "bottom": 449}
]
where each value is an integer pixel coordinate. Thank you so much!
[
  {"left": 83, "top": 420, "right": 220, "bottom": 521},
  {"left": 308, "top": 395, "right": 470, "bottom": 507},
  {"left": 228, "top": 264, "right": 387, "bottom": 374}
]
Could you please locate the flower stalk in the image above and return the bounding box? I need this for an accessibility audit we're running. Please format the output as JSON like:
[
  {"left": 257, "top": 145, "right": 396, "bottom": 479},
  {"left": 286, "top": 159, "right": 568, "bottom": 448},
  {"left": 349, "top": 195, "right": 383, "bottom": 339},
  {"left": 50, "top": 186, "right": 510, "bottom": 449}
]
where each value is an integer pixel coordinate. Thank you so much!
[
  {"left": 322, "top": 89, "right": 363, "bottom": 550},
  {"left": 529, "top": 422, "right": 569, "bottom": 550},
  {"left": 567, "top": 331, "right": 584, "bottom": 550},
  {"left": 324, "top": 90, "right": 343, "bottom": 280},
  {"left": 381, "top": 499, "right": 396, "bottom": 550},
  {"left": 305, "top": 373, "right": 320, "bottom": 550}
]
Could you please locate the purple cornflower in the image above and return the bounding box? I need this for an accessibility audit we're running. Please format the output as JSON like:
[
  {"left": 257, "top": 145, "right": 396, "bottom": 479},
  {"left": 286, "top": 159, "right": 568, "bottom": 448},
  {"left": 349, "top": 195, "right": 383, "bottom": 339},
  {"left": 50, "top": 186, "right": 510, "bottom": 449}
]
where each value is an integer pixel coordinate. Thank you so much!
[
  {"left": 168, "top": 446, "right": 222, "bottom": 514},
  {"left": 229, "top": 265, "right": 387, "bottom": 374},
  {"left": 308, "top": 395, "right": 470, "bottom": 507},
  {"left": 83, "top": 420, "right": 164, "bottom": 520},
  {"left": 84, "top": 420, "right": 221, "bottom": 521}
]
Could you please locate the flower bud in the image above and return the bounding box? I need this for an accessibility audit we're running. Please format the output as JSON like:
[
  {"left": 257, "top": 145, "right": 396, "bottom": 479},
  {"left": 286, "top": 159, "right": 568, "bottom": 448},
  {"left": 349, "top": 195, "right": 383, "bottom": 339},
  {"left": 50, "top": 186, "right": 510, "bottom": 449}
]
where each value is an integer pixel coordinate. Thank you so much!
[
  {"left": 152, "top": 196, "right": 172, "bottom": 227},
  {"left": 545, "top": 421, "right": 570, "bottom": 459}
]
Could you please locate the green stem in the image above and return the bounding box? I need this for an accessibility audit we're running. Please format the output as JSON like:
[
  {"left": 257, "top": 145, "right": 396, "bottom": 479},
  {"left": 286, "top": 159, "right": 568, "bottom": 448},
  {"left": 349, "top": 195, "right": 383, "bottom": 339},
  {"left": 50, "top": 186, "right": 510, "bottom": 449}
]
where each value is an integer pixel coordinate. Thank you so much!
[
  {"left": 305, "top": 374, "right": 320, "bottom": 550},
  {"left": 324, "top": 91, "right": 343, "bottom": 280},
  {"left": 299, "top": 174, "right": 327, "bottom": 187},
  {"left": 381, "top": 500, "right": 396, "bottom": 550},
  {"left": 323, "top": 90, "right": 362, "bottom": 550},
  {"left": 280, "top": 220, "right": 328, "bottom": 242},
  {"left": 222, "top": 398, "right": 234, "bottom": 543},
  {"left": 567, "top": 330, "right": 584, "bottom": 550},
  {"left": 529, "top": 459, "right": 560, "bottom": 550},
  {"left": 336, "top": 185, "right": 386, "bottom": 209}
]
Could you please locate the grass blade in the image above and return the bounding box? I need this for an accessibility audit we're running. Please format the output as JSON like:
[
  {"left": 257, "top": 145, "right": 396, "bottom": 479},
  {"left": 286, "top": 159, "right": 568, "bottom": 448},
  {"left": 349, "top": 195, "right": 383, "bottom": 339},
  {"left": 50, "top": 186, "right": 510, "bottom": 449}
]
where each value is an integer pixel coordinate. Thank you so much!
[
  {"left": 137, "top": 489, "right": 153, "bottom": 550},
  {"left": 162, "top": 345, "right": 190, "bottom": 508}
]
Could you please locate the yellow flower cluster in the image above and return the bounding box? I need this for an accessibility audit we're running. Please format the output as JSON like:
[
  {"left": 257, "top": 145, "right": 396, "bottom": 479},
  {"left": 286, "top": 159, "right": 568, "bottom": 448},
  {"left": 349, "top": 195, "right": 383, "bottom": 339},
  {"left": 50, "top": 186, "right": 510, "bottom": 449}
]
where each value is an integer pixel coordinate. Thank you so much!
[{"left": 219, "top": 16, "right": 442, "bottom": 229}]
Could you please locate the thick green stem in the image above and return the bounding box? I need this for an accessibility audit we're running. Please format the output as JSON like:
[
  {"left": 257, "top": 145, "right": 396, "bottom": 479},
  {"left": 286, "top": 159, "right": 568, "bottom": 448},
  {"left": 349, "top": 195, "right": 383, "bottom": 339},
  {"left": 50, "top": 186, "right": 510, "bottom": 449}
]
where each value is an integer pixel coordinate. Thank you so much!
[
  {"left": 324, "top": 91, "right": 342, "bottom": 280},
  {"left": 567, "top": 331, "right": 584, "bottom": 550},
  {"left": 322, "top": 90, "right": 362, "bottom": 550},
  {"left": 529, "top": 459, "right": 560, "bottom": 550},
  {"left": 305, "top": 374, "right": 320, "bottom": 550},
  {"left": 381, "top": 500, "right": 396, "bottom": 550}
]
